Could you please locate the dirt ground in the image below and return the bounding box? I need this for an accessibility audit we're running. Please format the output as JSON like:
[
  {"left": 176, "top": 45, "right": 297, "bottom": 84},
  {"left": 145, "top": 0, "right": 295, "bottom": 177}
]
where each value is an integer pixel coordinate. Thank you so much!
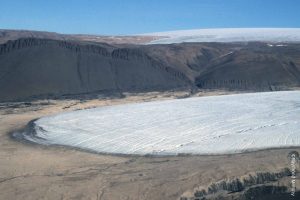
[{"left": 0, "top": 91, "right": 299, "bottom": 200}]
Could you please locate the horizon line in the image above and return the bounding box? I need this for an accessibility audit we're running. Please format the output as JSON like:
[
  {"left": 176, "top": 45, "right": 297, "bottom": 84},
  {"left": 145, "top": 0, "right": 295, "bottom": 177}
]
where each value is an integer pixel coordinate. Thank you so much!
[{"left": 1, "top": 27, "right": 300, "bottom": 36}]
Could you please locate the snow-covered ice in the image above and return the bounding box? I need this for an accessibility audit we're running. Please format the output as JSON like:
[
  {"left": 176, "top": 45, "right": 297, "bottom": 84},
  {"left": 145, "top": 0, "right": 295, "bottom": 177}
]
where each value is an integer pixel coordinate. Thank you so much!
[
  {"left": 144, "top": 28, "right": 300, "bottom": 44},
  {"left": 23, "top": 91, "right": 300, "bottom": 155}
]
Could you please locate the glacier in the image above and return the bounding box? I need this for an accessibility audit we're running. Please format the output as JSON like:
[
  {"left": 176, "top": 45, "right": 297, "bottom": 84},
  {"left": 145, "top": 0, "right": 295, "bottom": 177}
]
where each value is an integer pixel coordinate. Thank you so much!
[
  {"left": 145, "top": 28, "right": 300, "bottom": 44},
  {"left": 22, "top": 91, "right": 300, "bottom": 155}
]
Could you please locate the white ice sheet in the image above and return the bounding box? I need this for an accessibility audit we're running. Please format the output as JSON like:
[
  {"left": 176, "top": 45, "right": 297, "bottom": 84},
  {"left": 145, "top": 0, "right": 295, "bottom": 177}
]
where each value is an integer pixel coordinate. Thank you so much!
[{"left": 25, "top": 91, "right": 300, "bottom": 155}]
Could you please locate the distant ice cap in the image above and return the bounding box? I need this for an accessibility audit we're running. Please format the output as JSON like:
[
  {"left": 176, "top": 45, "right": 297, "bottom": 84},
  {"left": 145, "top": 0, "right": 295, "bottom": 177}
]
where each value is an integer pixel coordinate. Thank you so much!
[{"left": 142, "top": 28, "right": 300, "bottom": 44}]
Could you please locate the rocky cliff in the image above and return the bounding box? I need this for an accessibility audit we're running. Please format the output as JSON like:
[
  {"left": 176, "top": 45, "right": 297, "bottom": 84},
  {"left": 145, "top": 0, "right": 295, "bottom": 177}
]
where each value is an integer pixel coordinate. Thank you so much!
[
  {"left": 181, "top": 168, "right": 298, "bottom": 200},
  {"left": 0, "top": 38, "right": 300, "bottom": 102},
  {"left": 0, "top": 38, "right": 190, "bottom": 101}
]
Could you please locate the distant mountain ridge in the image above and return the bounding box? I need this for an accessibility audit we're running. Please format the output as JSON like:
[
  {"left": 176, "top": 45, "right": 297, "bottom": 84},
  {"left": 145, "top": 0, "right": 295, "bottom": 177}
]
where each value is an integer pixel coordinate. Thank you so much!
[
  {"left": 2, "top": 28, "right": 300, "bottom": 45},
  {"left": 0, "top": 29, "right": 161, "bottom": 45}
]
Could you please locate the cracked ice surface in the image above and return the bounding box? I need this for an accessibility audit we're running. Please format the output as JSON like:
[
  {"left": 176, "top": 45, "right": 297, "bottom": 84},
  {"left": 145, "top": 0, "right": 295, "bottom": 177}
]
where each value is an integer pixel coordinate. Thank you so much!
[{"left": 25, "top": 91, "right": 300, "bottom": 155}]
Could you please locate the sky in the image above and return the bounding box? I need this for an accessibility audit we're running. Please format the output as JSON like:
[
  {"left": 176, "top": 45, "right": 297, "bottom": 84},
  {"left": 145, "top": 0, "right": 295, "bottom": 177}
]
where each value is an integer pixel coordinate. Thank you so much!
[{"left": 0, "top": 0, "right": 299, "bottom": 35}]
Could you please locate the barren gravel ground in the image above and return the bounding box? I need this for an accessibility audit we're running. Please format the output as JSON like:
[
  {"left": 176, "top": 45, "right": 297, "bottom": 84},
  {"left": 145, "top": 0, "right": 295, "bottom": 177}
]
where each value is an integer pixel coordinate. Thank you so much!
[{"left": 0, "top": 91, "right": 299, "bottom": 200}]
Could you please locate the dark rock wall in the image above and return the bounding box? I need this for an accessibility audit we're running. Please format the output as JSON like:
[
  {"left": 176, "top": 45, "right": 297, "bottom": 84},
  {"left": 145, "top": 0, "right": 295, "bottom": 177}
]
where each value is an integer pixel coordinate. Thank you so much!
[
  {"left": 0, "top": 39, "right": 189, "bottom": 101},
  {"left": 182, "top": 168, "right": 295, "bottom": 200},
  {"left": 1, "top": 39, "right": 300, "bottom": 101}
]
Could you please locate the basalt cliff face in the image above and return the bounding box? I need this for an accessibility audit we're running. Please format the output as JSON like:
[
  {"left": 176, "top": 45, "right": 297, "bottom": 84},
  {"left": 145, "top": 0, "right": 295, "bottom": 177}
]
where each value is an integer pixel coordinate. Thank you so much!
[
  {"left": 0, "top": 36, "right": 300, "bottom": 101},
  {"left": 0, "top": 38, "right": 190, "bottom": 101},
  {"left": 181, "top": 168, "right": 299, "bottom": 200}
]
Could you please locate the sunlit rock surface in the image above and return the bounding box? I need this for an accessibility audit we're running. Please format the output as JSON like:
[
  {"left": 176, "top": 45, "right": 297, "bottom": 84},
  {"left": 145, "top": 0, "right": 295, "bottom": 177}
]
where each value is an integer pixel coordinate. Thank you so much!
[{"left": 23, "top": 91, "right": 300, "bottom": 155}]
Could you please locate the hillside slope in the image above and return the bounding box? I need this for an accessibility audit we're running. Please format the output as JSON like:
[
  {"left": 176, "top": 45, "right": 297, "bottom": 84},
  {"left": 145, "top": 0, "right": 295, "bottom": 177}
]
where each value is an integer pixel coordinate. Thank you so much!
[
  {"left": 195, "top": 43, "right": 300, "bottom": 90},
  {"left": 0, "top": 38, "right": 300, "bottom": 102},
  {"left": 0, "top": 38, "right": 189, "bottom": 101}
]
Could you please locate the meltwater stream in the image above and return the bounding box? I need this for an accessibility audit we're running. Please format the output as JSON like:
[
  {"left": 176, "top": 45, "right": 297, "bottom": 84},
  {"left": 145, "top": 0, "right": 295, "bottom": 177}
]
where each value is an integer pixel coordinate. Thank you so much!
[{"left": 21, "top": 91, "right": 300, "bottom": 155}]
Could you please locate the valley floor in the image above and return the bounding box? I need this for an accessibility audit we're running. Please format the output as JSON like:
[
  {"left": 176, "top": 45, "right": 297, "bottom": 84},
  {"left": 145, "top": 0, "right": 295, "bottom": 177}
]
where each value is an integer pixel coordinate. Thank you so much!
[{"left": 0, "top": 90, "right": 299, "bottom": 200}]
